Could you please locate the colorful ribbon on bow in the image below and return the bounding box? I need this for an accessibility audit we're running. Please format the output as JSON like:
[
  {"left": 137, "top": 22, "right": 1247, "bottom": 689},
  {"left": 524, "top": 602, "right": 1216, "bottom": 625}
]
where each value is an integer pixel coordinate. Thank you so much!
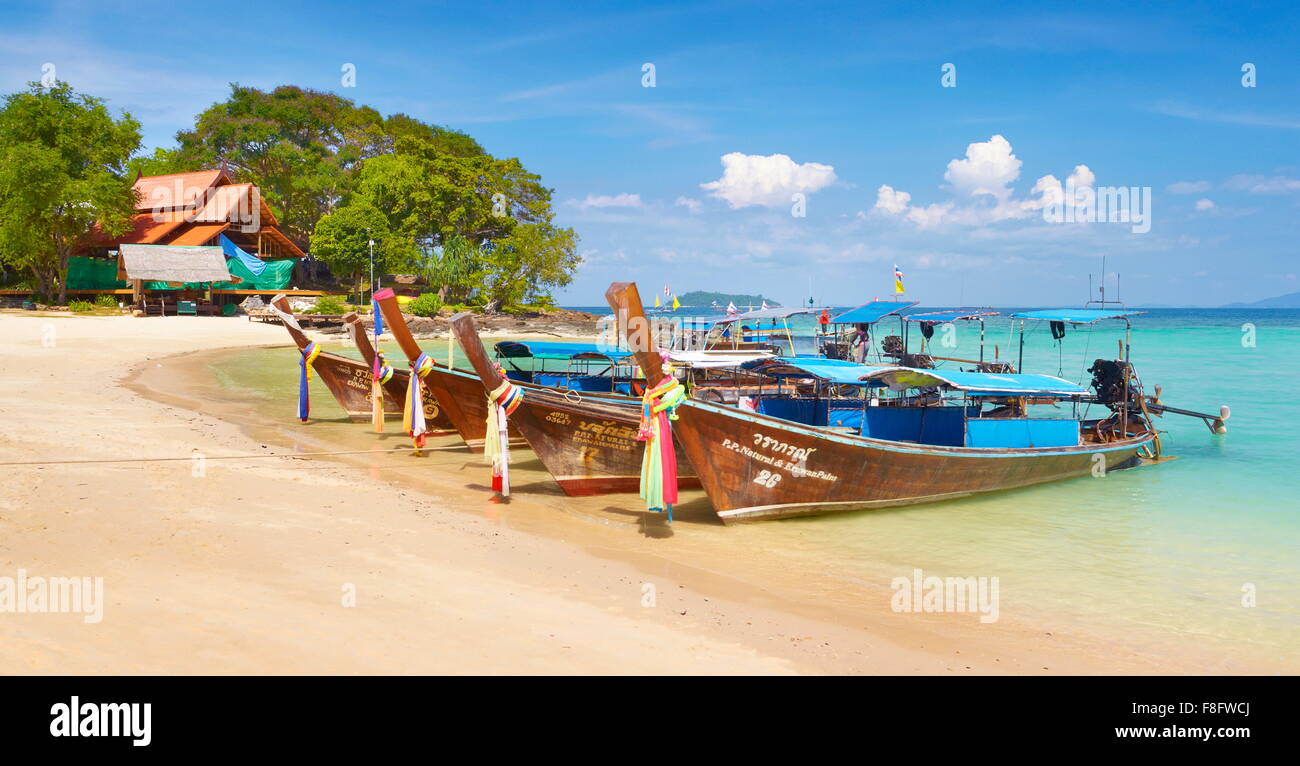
[
  {"left": 297, "top": 342, "right": 321, "bottom": 422},
  {"left": 404, "top": 352, "right": 434, "bottom": 450},
  {"left": 371, "top": 350, "right": 393, "bottom": 433},
  {"left": 484, "top": 369, "right": 523, "bottom": 497},
  {"left": 637, "top": 360, "right": 686, "bottom": 521}
]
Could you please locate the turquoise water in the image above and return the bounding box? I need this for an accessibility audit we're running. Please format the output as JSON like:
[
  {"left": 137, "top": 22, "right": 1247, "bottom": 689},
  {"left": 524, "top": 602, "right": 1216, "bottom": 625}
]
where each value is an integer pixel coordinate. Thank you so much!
[
  {"left": 569, "top": 306, "right": 1300, "bottom": 668},
  {"left": 218, "top": 309, "right": 1300, "bottom": 670}
]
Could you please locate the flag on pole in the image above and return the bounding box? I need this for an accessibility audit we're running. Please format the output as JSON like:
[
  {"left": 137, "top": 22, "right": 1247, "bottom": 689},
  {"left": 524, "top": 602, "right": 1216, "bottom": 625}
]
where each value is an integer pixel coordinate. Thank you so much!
[
  {"left": 663, "top": 284, "right": 671, "bottom": 297},
  {"left": 894, "top": 264, "right": 905, "bottom": 294}
]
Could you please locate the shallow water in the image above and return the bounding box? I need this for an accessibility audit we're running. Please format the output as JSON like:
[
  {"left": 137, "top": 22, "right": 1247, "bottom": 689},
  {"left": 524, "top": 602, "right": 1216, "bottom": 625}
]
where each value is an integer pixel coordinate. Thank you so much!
[{"left": 210, "top": 311, "right": 1300, "bottom": 671}]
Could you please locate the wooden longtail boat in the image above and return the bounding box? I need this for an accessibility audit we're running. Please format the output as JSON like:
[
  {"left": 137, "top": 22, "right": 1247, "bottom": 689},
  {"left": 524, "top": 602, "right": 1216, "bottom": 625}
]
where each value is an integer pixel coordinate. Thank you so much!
[
  {"left": 449, "top": 312, "right": 700, "bottom": 496},
  {"left": 341, "top": 310, "right": 456, "bottom": 434},
  {"left": 268, "top": 295, "right": 454, "bottom": 431},
  {"left": 605, "top": 281, "right": 1162, "bottom": 524},
  {"left": 372, "top": 288, "right": 525, "bottom": 453},
  {"left": 269, "top": 295, "right": 396, "bottom": 422}
]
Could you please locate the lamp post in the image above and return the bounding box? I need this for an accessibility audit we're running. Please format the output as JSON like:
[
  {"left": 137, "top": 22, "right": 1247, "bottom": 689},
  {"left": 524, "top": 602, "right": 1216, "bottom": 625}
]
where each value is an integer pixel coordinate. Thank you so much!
[{"left": 367, "top": 230, "right": 375, "bottom": 303}]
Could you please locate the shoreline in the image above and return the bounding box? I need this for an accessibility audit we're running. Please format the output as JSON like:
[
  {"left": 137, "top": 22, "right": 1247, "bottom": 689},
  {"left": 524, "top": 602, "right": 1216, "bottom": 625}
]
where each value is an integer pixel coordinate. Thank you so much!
[{"left": 0, "top": 314, "right": 1280, "bottom": 674}]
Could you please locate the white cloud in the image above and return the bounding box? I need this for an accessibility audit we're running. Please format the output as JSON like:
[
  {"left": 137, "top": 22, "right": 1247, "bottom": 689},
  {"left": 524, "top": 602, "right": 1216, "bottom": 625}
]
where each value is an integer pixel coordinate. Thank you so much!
[
  {"left": 905, "top": 202, "right": 955, "bottom": 228},
  {"left": 1195, "top": 198, "right": 1215, "bottom": 211},
  {"left": 873, "top": 135, "right": 1099, "bottom": 229},
  {"left": 701, "top": 152, "right": 837, "bottom": 209},
  {"left": 568, "top": 193, "right": 643, "bottom": 209},
  {"left": 1224, "top": 174, "right": 1300, "bottom": 194},
  {"left": 874, "top": 185, "right": 911, "bottom": 214},
  {"left": 1168, "top": 180, "right": 1212, "bottom": 194},
  {"left": 674, "top": 196, "right": 702, "bottom": 213},
  {"left": 943, "top": 134, "right": 1021, "bottom": 200}
]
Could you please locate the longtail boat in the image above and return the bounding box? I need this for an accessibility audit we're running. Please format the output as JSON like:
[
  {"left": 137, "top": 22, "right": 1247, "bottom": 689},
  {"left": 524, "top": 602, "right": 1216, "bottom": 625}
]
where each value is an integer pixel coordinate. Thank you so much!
[
  {"left": 269, "top": 295, "right": 395, "bottom": 422},
  {"left": 268, "top": 294, "right": 454, "bottom": 431},
  {"left": 341, "top": 309, "right": 456, "bottom": 434},
  {"left": 372, "top": 288, "right": 524, "bottom": 453},
  {"left": 604, "top": 281, "right": 1208, "bottom": 524},
  {"left": 450, "top": 312, "right": 701, "bottom": 496}
]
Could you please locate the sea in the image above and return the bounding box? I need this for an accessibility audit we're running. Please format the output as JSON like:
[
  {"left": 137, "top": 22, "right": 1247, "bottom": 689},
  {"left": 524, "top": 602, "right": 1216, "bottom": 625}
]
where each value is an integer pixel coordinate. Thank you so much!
[{"left": 206, "top": 306, "right": 1300, "bottom": 670}]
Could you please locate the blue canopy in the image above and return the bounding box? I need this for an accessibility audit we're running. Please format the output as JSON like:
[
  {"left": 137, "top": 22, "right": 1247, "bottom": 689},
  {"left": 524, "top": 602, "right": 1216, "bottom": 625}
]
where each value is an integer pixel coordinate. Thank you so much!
[
  {"left": 219, "top": 234, "right": 266, "bottom": 276},
  {"left": 832, "top": 300, "right": 918, "bottom": 325},
  {"left": 905, "top": 309, "right": 999, "bottom": 323},
  {"left": 494, "top": 341, "right": 631, "bottom": 360},
  {"left": 745, "top": 356, "right": 885, "bottom": 385},
  {"left": 1010, "top": 309, "right": 1142, "bottom": 323},
  {"left": 858, "top": 366, "right": 1088, "bottom": 397}
]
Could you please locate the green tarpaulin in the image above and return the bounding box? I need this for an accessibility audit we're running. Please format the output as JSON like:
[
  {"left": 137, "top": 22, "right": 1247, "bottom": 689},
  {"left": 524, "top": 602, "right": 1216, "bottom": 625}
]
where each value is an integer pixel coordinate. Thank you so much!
[
  {"left": 66, "top": 257, "right": 126, "bottom": 290},
  {"left": 68, "top": 255, "right": 296, "bottom": 292},
  {"left": 144, "top": 257, "right": 296, "bottom": 290},
  {"left": 218, "top": 254, "right": 296, "bottom": 290}
]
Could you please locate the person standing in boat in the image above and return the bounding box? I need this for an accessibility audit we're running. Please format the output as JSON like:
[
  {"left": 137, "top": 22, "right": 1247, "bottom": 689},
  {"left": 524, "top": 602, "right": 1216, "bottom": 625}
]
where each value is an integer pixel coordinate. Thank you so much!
[{"left": 853, "top": 323, "right": 869, "bottom": 363}]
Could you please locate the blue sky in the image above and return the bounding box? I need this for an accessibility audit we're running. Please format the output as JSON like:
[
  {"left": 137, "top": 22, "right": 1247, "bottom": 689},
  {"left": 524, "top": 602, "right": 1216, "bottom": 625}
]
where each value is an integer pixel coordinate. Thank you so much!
[{"left": 3, "top": 0, "right": 1298, "bottom": 306}]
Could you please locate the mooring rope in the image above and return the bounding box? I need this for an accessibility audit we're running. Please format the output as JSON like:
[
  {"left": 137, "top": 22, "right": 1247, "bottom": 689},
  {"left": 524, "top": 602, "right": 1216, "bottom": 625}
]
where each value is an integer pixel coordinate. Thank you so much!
[{"left": 0, "top": 444, "right": 470, "bottom": 468}]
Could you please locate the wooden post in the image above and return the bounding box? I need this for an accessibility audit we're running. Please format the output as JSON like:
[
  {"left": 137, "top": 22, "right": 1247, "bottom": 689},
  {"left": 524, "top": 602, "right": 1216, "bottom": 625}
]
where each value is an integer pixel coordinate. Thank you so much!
[{"left": 604, "top": 282, "right": 663, "bottom": 384}]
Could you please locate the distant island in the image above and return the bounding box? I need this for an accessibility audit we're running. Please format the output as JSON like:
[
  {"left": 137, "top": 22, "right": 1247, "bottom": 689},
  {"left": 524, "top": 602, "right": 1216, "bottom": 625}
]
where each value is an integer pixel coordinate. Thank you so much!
[
  {"left": 675, "top": 290, "right": 782, "bottom": 308},
  {"left": 1221, "top": 291, "right": 1300, "bottom": 308}
]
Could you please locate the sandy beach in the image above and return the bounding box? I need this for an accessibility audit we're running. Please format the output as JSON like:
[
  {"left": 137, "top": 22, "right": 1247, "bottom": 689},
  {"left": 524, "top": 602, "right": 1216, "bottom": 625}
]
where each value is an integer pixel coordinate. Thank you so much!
[{"left": 0, "top": 311, "right": 1238, "bottom": 675}]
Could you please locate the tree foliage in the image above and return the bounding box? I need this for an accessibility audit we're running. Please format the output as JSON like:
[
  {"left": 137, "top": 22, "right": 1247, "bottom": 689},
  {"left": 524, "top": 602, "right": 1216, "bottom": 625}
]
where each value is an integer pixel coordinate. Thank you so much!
[
  {"left": 479, "top": 223, "right": 581, "bottom": 311},
  {"left": 309, "top": 197, "right": 412, "bottom": 293},
  {"left": 161, "top": 84, "right": 386, "bottom": 243},
  {"left": 0, "top": 81, "right": 140, "bottom": 303},
  {"left": 0, "top": 80, "right": 581, "bottom": 310}
]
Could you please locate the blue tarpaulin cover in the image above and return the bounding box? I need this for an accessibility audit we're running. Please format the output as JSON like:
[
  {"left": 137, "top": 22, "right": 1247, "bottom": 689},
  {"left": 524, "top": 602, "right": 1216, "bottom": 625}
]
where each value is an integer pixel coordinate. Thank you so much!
[
  {"left": 1010, "top": 309, "right": 1142, "bottom": 323},
  {"left": 858, "top": 366, "right": 1088, "bottom": 396},
  {"left": 494, "top": 341, "right": 631, "bottom": 360},
  {"left": 219, "top": 234, "right": 266, "bottom": 276},
  {"left": 832, "top": 300, "right": 918, "bottom": 324},
  {"left": 905, "top": 309, "right": 999, "bottom": 323}
]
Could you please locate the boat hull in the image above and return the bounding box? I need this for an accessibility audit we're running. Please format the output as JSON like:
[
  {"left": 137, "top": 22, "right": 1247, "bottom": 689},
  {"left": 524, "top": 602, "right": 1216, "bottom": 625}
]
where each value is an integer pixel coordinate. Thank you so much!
[
  {"left": 672, "top": 400, "right": 1153, "bottom": 523},
  {"left": 306, "top": 351, "right": 455, "bottom": 432},
  {"left": 425, "top": 365, "right": 527, "bottom": 453},
  {"left": 511, "top": 386, "right": 701, "bottom": 496}
]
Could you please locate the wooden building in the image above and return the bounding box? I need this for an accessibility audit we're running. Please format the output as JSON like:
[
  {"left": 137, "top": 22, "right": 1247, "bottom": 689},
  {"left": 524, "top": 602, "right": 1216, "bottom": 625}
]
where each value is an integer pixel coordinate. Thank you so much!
[{"left": 81, "top": 168, "right": 305, "bottom": 259}]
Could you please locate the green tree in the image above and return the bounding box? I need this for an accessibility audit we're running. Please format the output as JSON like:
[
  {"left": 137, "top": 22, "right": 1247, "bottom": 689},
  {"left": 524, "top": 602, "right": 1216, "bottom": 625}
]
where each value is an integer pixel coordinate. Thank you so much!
[
  {"left": 352, "top": 137, "right": 558, "bottom": 260},
  {"left": 479, "top": 223, "right": 580, "bottom": 312},
  {"left": 421, "top": 234, "right": 482, "bottom": 304},
  {"left": 170, "top": 84, "right": 387, "bottom": 243},
  {"left": 0, "top": 81, "right": 140, "bottom": 303},
  {"left": 310, "top": 198, "right": 412, "bottom": 296},
  {"left": 156, "top": 83, "right": 582, "bottom": 310}
]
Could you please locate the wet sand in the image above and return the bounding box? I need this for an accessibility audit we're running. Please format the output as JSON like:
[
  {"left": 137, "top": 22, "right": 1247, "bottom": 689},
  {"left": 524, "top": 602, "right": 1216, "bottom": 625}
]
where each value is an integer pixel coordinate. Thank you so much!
[{"left": 0, "top": 312, "right": 1230, "bottom": 674}]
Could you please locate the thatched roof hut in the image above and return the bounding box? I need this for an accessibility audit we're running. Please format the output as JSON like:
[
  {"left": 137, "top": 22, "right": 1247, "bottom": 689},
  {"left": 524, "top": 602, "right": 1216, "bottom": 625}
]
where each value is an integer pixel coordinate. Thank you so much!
[{"left": 118, "top": 244, "right": 233, "bottom": 283}]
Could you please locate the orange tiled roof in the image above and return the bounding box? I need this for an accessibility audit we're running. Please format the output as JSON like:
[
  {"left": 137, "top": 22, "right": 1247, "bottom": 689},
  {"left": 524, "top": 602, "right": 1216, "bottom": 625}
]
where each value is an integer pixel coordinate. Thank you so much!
[
  {"left": 82, "top": 213, "right": 185, "bottom": 247},
  {"left": 186, "top": 184, "right": 281, "bottom": 228},
  {"left": 168, "top": 223, "right": 231, "bottom": 246},
  {"left": 132, "top": 168, "right": 231, "bottom": 212}
]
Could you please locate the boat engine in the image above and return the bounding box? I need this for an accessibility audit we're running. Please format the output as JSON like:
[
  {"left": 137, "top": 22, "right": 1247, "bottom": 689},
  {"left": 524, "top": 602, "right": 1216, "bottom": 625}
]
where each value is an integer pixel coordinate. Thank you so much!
[
  {"left": 1088, "top": 359, "right": 1139, "bottom": 410},
  {"left": 1087, "top": 358, "right": 1157, "bottom": 447}
]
